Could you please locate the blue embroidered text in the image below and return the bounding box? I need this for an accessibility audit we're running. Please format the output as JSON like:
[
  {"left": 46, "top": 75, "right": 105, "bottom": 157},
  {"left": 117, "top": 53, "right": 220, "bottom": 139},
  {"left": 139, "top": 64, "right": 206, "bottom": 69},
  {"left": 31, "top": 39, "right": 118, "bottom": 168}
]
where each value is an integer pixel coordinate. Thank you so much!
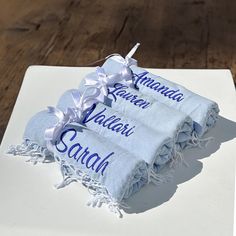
[
  {"left": 108, "top": 83, "right": 150, "bottom": 109},
  {"left": 56, "top": 128, "right": 112, "bottom": 175},
  {"left": 133, "top": 72, "right": 184, "bottom": 102},
  {"left": 82, "top": 104, "right": 135, "bottom": 137}
]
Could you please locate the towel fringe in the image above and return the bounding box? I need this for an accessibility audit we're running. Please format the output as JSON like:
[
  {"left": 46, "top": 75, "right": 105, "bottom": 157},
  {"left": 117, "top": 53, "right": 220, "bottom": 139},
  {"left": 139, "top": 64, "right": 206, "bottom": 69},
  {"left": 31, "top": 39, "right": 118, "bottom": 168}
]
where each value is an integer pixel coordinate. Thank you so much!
[
  {"left": 7, "top": 142, "right": 127, "bottom": 218},
  {"left": 55, "top": 176, "right": 77, "bottom": 189},
  {"left": 54, "top": 156, "right": 126, "bottom": 218},
  {"left": 149, "top": 168, "right": 173, "bottom": 185},
  {"left": 7, "top": 140, "right": 52, "bottom": 164},
  {"left": 170, "top": 147, "right": 189, "bottom": 168},
  {"left": 87, "top": 193, "right": 128, "bottom": 218},
  {"left": 188, "top": 131, "right": 214, "bottom": 149},
  {"left": 150, "top": 147, "right": 189, "bottom": 186}
]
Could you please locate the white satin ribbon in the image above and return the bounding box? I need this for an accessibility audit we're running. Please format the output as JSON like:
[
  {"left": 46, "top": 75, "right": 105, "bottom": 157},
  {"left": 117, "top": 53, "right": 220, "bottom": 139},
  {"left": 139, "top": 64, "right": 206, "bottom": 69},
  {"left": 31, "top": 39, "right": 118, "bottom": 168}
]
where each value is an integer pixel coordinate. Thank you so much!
[
  {"left": 110, "top": 42, "right": 140, "bottom": 66},
  {"left": 70, "top": 86, "right": 102, "bottom": 119},
  {"left": 44, "top": 87, "right": 102, "bottom": 150},
  {"left": 84, "top": 67, "right": 118, "bottom": 96},
  {"left": 85, "top": 66, "right": 132, "bottom": 100},
  {"left": 84, "top": 43, "right": 140, "bottom": 99},
  {"left": 44, "top": 106, "right": 72, "bottom": 151},
  {"left": 44, "top": 43, "right": 141, "bottom": 150}
]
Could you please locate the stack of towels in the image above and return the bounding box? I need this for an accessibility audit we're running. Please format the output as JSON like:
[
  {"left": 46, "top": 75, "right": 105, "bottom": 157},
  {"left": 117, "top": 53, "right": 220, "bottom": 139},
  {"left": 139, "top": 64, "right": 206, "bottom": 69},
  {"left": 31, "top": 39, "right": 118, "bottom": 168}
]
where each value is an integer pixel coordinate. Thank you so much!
[{"left": 7, "top": 44, "right": 219, "bottom": 217}]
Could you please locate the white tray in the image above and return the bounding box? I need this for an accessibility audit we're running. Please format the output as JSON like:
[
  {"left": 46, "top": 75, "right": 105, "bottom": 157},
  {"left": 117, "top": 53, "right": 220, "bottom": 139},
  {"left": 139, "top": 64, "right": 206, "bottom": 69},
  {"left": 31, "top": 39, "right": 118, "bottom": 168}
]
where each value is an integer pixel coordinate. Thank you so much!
[{"left": 0, "top": 66, "right": 236, "bottom": 236}]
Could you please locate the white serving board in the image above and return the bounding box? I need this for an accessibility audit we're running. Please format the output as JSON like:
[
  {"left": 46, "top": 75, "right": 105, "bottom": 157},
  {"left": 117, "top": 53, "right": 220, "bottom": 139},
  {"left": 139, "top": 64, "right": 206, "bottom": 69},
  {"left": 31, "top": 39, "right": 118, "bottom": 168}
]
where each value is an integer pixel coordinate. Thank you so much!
[{"left": 0, "top": 66, "right": 236, "bottom": 236}]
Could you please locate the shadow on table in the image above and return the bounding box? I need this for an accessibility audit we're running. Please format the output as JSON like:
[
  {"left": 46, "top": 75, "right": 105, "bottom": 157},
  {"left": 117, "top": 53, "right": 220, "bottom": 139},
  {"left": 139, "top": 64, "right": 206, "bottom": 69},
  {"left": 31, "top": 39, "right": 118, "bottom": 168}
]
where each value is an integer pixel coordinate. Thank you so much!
[{"left": 124, "top": 116, "right": 236, "bottom": 214}]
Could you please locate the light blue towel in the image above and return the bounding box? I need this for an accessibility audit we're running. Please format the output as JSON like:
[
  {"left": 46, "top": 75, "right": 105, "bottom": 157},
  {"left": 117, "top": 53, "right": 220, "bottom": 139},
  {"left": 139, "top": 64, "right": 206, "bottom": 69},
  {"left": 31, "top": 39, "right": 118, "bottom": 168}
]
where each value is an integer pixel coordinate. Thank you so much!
[
  {"left": 57, "top": 90, "right": 174, "bottom": 182},
  {"left": 79, "top": 71, "right": 193, "bottom": 150},
  {"left": 8, "top": 109, "right": 148, "bottom": 217},
  {"left": 103, "top": 57, "right": 219, "bottom": 137}
]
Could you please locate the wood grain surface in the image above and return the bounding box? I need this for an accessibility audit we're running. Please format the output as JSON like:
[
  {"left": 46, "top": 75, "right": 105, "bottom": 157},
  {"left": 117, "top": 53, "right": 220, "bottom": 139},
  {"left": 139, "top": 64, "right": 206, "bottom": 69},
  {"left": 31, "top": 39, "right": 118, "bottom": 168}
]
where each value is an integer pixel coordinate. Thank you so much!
[{"left": 0, "top": 0, "right": 236, "bottom": 142}]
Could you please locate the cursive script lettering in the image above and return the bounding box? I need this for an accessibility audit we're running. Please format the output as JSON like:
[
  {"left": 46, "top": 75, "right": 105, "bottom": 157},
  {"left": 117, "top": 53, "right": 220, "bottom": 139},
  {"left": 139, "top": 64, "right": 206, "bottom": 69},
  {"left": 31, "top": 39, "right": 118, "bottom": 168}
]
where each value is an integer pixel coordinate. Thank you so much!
[
  {"left": 82, "top": 104, "right": 135, "bottom": 137},
  {"left": 108, "top": 83, "right": 150, "bottom": 109},
  {"left": 133, "top": 72, "right": 184, "bottom": 102},
  {"left": 56, "top": 128, "right": 112, "bottom": 175}
]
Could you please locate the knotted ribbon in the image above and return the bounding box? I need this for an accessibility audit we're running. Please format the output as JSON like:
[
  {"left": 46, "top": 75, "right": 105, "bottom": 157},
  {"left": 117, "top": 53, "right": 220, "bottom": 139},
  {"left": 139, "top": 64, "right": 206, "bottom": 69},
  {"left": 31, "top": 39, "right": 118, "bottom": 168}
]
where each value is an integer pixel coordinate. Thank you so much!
[
  {"left": 70, "top": 86, "right": 102, "bottom": 120},
  {"left": 44, "top": 87, "right": 102, "bottom": 151},
  {"left": 110, "top": 42, "right": 140, "bottom": 67},
  {"left": 44, "top": 107, "right": 72, "bottom": 151},
  {"left": 44, "top": 43, "right": 141, "bottom": 151},
  {"left": 84, "top": 43, "right": 141, "bottom": 99}
]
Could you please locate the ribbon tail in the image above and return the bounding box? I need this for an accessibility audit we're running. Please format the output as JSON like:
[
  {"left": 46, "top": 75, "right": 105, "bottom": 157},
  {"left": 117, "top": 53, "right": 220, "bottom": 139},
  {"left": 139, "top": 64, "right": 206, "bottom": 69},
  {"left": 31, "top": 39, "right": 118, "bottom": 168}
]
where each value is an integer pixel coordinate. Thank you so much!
[{"left": 126, "top": 43, "right": 140, "bottom": 59}]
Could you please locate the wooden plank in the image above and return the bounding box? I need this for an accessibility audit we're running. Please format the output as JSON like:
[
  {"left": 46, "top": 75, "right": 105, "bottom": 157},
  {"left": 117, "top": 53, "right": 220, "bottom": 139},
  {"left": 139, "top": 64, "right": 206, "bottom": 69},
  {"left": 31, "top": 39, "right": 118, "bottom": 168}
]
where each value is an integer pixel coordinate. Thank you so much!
[{"left": 0, "top": 0, "right": 235, "bottom": 141}]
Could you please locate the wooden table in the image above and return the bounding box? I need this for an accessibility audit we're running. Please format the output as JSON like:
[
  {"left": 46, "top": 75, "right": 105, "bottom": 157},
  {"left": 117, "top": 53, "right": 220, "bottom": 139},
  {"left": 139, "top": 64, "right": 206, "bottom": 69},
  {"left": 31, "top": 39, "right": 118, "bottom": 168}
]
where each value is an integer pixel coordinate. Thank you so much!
[{"left": 0, "top": 0, "right": 236, "bottom": 142}]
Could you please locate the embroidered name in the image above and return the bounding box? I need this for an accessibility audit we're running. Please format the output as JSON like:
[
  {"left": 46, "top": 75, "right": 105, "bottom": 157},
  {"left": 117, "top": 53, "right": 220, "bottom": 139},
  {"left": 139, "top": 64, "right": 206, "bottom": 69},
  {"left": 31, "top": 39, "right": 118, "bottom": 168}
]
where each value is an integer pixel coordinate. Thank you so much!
[
  {"left": 82, "top": 104, "right": 135, "bottom": 137},
  {"left": 56, "top": 128, "right": 112, "bottom": 175},
  {"left": 107, "top": 83, "right": 150, "bottom": 109},
  {"left": 133, "top": 72, "right": 184, "bottom": 102}
]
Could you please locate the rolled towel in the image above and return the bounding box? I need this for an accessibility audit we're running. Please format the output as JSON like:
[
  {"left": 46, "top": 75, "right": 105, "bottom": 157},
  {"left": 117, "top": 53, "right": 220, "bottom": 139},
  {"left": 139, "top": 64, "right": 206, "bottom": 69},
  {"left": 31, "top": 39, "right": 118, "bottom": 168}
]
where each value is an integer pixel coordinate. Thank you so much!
[
  {"left": 80, "top": 69, "right": 193, "bottom": 150},
  {"left": 103, "top": 57, "right": 219, "bottom": 137},
  {"left": 57, "top": 89, "right": 174, "bottom": 181},
  {"left": 7, "top": 108, "right": 148, "bottom": 217}
]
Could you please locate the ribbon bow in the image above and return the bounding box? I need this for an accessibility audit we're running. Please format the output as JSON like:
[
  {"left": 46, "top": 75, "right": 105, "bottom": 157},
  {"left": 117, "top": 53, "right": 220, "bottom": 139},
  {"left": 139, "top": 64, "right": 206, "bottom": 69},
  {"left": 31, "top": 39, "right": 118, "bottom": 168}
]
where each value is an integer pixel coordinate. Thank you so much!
[
  {"left": 44, "top": 107, "right": 72, "bottom": 151},
  {"left": 70, "top": 86, "right": 102, "bottom": 120},
  {"left": 85, "top": 67, "right": 129, "bottom": 99},
  {"left": 44, "top": 87, "right": 102, "bottom": 151},
  {"left": 84, "top": 43, "right": 140, "bottom": 99},
  {"left": 84, "top": 67, "right": 118, "bottom": 97},
  {"left": 110, "top": 43, "right": 140, "bottom": 86},
  {"left": 44, "top": 43, "right": 141, "bottom": 151},
  {"left": 110, "top": 42, "right": 140, "bottom": 67}
]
